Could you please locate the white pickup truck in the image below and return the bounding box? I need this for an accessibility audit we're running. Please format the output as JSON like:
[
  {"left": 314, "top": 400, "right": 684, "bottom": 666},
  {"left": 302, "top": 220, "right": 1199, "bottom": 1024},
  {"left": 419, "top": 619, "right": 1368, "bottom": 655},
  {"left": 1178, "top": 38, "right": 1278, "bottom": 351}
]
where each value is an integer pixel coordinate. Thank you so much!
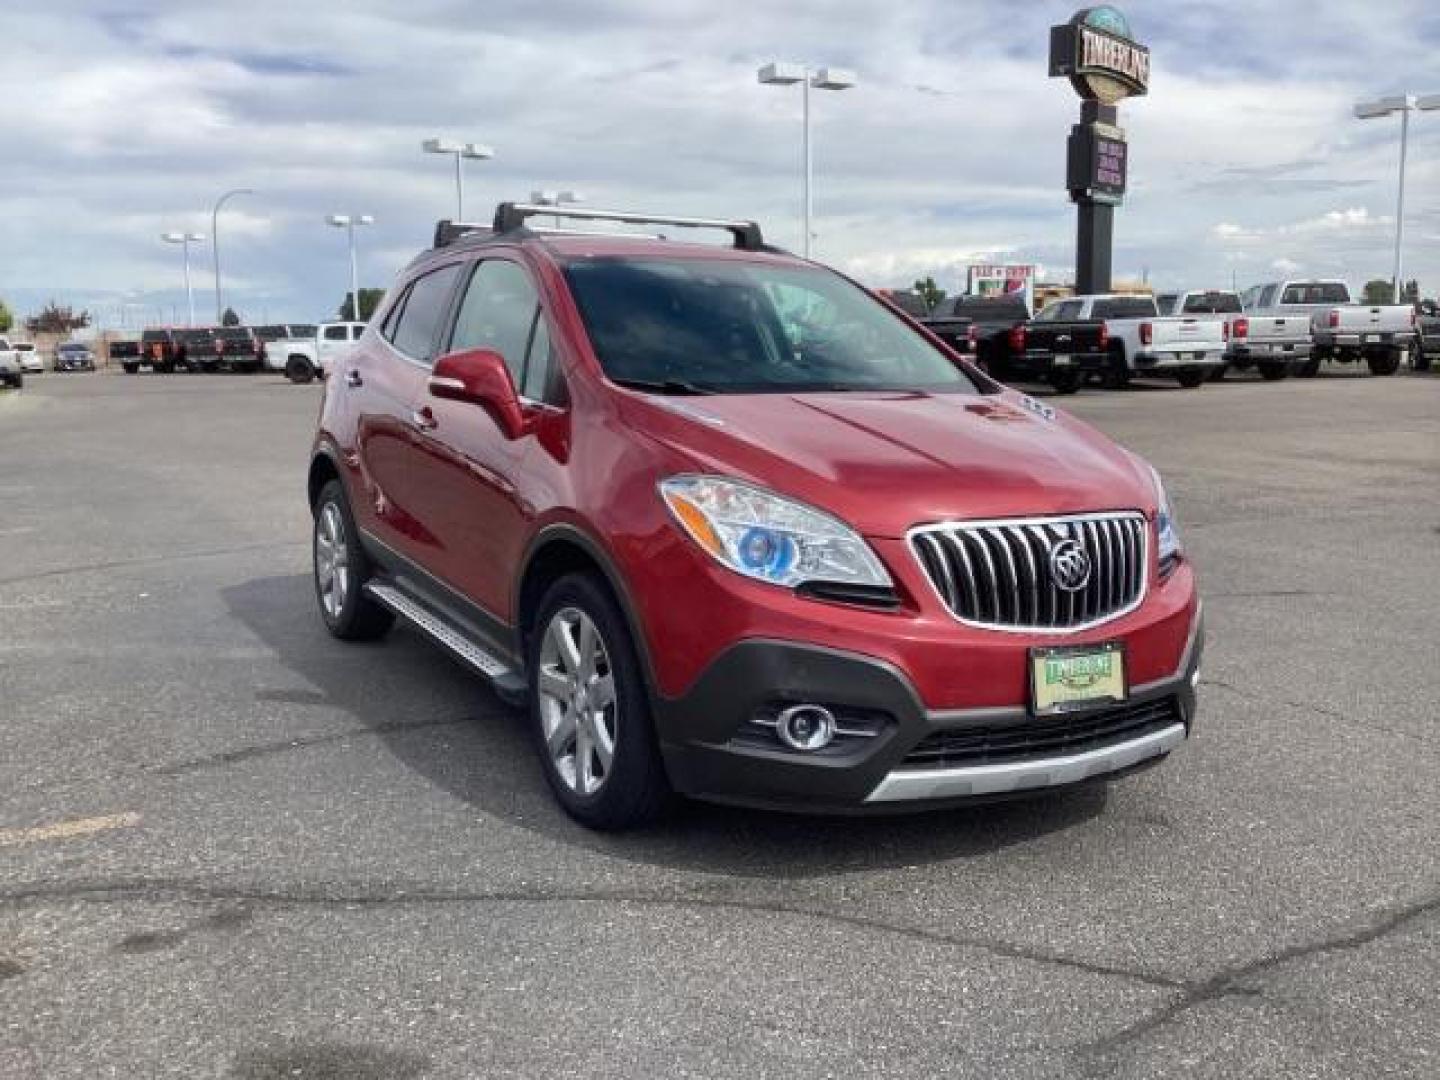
[
  {"left": 0, "top": 337, "right": 23, "bottom": 389},
  {"left": 1042, "top": 294, "right": 1227, "bottom": 388},
  {"left": 262, "top": 321, "right": 366, "bottom": 383},
  {"left": 1161, "top": 288, "right": 1307, "bottom": 382},
  {"left": 1244, "top": 279, "right": 1413, "bottom": 377}
]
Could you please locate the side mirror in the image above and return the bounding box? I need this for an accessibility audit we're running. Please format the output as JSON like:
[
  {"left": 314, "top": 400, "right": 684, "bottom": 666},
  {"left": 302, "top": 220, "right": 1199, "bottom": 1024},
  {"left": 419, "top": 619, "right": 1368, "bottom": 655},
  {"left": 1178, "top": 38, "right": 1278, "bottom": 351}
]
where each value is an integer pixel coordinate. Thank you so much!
[{"left": 430, "top": 348, "right": 528, "bottom": 439}]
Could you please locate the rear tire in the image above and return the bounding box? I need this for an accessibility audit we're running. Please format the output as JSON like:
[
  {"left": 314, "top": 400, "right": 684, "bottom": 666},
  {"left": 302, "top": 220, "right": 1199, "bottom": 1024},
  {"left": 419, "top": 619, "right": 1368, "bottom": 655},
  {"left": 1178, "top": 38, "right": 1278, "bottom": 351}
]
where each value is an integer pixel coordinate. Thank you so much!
[
  {"left": 529, "top": 573, "right": 669, "bottom": 830},
  {"left": 122, "top": 362, "right": 139, "bottom": 375},
  {"left": 1176, "top": 368, "right": 1206, "bottom": 389},
  {"left": 1258, "top": 361, "right": 1289, "bottom": 382},
  {"left": 1103, "top": 347, "right": 1131, "bottom": 389},
  {"left": 312, "top": 480, "right": 394, "bottom": 641},
  {"left": 286, "top": 356, "right": 315, "bottom": 384},
  {"left": 1208, "top": 363, "right": 1228, "bottom": 383},
  {"left": 1366, "top": 351, "right": 1401, "bottom": 376},
  {"left": 1296, "top": 358, "right": 1321, "bottom": 378},
  {"left": 1048, "top": 369, "right": 1081, "bottom": 395}
]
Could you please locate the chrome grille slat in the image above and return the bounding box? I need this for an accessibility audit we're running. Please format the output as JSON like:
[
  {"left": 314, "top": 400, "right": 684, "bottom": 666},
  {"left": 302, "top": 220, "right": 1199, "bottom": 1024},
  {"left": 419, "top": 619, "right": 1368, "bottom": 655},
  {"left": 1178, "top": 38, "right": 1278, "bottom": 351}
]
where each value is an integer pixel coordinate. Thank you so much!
[{"left": 910, "top": 512, "right": 1149, "bottom": 633}]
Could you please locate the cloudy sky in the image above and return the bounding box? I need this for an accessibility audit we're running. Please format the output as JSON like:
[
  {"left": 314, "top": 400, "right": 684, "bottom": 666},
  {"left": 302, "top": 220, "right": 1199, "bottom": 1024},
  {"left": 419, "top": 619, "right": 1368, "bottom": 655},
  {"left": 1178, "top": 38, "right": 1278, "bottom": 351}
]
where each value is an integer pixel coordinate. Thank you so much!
[{"left": 4, "top": 0, "right": 1440, "bottom": 327}]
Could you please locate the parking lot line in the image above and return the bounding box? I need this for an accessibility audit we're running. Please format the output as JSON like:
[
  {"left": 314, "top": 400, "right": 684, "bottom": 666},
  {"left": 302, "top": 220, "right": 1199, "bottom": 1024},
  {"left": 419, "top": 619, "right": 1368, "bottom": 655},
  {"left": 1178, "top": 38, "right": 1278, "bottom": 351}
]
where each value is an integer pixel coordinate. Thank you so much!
[{"left": 0, "top": 812, "right": 141, "bottom": 848}]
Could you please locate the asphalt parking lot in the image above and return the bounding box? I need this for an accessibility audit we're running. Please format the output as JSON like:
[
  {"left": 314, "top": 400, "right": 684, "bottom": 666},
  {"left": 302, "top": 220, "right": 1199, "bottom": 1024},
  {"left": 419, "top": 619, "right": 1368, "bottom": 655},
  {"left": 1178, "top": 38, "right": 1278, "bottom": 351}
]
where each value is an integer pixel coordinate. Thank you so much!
[{"left": 1, "top": 368, "right": 1437, "bottom": 1079}]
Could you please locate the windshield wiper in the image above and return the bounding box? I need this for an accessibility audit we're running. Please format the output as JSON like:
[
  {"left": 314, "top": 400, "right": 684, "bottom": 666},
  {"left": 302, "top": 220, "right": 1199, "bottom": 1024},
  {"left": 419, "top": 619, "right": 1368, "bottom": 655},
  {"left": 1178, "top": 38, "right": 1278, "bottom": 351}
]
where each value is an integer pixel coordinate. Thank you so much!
[{"left": 611, "top": 376, "right": 718, "bottom": 396}]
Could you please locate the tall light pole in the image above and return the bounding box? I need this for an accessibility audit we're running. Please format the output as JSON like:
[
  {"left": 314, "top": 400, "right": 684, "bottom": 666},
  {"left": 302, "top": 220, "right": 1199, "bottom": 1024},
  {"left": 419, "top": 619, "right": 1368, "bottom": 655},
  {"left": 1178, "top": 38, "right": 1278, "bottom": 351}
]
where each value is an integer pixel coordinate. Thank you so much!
[
  {"left": 326, "top": 214, "right": 374, "bottom": 322},
  {"left": 422, "top": 138, "right": 495, "bottom": 220},
  {"left": 1354, "top": 93, "right": 1440, "bottom": 301},
  {"left": 161, "top": 232, "right": 206, "bottom": 326},
  {"left": 212, "top": 188, "right": 255, "bottom": 323},
  {"left": 757, "top": 62, "right": 856, "bottom": 258},
  {"left": 530, "top": 189, "right": 584, "bottom": 228}
]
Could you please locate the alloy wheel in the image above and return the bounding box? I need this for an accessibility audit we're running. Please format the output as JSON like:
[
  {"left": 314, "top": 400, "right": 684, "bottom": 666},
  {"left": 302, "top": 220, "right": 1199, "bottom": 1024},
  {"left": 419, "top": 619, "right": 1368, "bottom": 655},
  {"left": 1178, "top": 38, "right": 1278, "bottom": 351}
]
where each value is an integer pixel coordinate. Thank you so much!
[
  {"left": 314, "top": 502, "right": 350, "bottom": 619},
  {"left": 537, "top": 607, "right": 618, "bottom": 796}
]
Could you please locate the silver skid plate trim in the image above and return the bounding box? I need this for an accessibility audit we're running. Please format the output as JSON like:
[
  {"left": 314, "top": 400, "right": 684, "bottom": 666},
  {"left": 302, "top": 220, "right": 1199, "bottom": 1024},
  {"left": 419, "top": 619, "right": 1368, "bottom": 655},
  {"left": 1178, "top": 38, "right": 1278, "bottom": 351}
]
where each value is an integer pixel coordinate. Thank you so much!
[
  {"left": 365, "top": 582, "right": 512, "bottom": 681},
  {"left": 864, "top": 723, "right": 1186, "bottom": 803}
]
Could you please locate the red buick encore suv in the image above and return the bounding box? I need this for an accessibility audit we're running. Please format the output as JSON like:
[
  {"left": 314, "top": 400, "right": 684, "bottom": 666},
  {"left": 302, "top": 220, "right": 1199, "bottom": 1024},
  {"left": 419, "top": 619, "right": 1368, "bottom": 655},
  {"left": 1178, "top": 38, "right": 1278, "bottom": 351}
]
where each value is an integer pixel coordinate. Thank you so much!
[{"left": 307, "top": 203, "right": 1202, "bottom": 829}]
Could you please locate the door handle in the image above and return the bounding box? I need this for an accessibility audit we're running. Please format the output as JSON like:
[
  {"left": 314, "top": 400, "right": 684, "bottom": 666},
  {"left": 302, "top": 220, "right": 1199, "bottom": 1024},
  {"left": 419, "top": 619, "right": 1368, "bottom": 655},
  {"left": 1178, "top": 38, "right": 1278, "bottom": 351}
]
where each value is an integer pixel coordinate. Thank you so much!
[
  {"left": 411, "top": 407, "right": 438, "bottom": 431},
  {"left": 345, "top": 369, "right": 364, "bottom": 389}
]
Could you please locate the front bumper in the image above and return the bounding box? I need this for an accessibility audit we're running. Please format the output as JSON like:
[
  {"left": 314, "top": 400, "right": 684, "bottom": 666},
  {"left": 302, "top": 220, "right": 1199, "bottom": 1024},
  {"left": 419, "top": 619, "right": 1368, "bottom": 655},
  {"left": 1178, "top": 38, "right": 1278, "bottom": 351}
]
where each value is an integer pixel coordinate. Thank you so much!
[{"left": 653, "top": 603, "right": 1203, "bottom": 812}]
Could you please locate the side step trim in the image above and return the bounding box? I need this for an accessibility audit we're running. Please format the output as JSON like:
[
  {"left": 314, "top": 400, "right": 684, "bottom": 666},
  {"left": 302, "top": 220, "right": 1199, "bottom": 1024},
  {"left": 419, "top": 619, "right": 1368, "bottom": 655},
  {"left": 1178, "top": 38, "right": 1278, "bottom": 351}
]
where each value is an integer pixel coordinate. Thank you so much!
[{"left": 365, "top": 581, "right": 527, "bottom": 702}]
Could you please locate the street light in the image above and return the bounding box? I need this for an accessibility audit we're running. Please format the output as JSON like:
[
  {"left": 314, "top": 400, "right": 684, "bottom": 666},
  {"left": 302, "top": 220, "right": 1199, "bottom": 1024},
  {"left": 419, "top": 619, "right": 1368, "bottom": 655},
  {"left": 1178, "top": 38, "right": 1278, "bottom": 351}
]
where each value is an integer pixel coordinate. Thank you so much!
[
  {"left": 211, "top": 188, "right": 255, "bottom": 323},
  {"left": 160, "top": 232, "right": 206, "bottom": 326},
  {"left": 326, "top": 214, "right": 374, "bottom": 322},
  {"left": 530, "top": 189, "right": 584, "bottom": 227},
  {"left": 757, "top": 62, "right": 857, "bottom": 258},
  {"left": 422, "top": 138, "right": 495, "bottom": 220},
  {"left": 1353, "top": 93, "right": 1440, "bottom": 300}
]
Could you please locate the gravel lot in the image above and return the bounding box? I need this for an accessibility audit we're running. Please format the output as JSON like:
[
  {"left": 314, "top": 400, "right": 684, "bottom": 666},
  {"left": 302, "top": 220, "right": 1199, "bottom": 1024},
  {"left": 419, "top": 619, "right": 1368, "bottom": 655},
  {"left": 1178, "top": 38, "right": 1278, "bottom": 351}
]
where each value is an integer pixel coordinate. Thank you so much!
[{"left": 1, "top": 368, "right": 1437, "bottom": 1079}]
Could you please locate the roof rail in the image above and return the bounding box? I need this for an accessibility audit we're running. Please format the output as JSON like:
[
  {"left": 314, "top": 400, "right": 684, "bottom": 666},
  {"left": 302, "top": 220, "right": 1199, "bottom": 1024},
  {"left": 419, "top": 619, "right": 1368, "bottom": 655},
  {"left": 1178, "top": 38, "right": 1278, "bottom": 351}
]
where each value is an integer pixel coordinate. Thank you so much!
[
  {"left": 433, "top": 220, "right": 494, "bottom": 249},
  {"left": 491, "top": 203, "right": 765, "bottom": 251}
]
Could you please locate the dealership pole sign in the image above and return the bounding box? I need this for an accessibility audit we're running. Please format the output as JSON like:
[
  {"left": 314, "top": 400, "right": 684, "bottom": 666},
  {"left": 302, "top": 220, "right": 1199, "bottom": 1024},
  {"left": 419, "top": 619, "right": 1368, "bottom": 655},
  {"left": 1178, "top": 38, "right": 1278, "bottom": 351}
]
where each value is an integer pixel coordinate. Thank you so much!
[{"left": 1049, "top": 6, "right": 1149, "bottom": 293}]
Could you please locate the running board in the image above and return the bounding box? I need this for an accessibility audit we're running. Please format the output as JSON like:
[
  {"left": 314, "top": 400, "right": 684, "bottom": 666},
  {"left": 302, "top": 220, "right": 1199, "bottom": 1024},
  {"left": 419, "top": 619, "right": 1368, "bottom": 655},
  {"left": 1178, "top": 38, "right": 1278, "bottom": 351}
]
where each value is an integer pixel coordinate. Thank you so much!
[{"left": 364, "top": 582, "right": 528, "bottom": 705}]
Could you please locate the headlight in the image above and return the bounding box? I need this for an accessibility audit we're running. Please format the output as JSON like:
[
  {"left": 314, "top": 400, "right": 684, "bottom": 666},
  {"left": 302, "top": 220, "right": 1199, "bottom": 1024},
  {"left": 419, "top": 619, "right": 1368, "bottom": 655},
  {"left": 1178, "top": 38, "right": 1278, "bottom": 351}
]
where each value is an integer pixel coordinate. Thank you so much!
[
  {"left": 1151, "top": 467, "right": 1183, "bottom": 566},
  {"left": 659, "top": 475, "right": 892, "bottom": 591}
]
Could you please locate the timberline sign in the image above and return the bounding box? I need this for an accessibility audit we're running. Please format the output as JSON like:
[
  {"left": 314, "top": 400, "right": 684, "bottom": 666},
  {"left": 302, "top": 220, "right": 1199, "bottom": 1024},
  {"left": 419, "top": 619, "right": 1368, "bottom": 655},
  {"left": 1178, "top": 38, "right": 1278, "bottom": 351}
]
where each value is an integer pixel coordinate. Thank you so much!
[{"left": 1049, "top": 6, "right": 1150, "bottom": 104}]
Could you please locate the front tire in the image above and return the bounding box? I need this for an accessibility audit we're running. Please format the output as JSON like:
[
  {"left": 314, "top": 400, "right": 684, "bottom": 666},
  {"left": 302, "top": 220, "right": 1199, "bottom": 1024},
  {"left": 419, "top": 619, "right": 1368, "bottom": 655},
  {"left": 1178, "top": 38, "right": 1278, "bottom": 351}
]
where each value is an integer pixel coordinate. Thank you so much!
[
  {"left": 529, "top": 573, "right": 668, "bottom": 830},
  {"left": 312, "top": 480, "right": 393, "bottom": 641}
]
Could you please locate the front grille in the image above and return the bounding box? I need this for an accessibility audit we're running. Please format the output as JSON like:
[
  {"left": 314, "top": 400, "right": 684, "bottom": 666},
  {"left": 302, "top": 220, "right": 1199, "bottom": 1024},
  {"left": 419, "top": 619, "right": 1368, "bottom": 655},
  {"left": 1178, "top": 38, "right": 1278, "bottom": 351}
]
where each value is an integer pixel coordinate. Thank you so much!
[
  {"left": 910, "top": 512, "right": 1147, "bottom": 631},
  {"left": 902, "top": 696, "right": 1181, "bottom": 770}
]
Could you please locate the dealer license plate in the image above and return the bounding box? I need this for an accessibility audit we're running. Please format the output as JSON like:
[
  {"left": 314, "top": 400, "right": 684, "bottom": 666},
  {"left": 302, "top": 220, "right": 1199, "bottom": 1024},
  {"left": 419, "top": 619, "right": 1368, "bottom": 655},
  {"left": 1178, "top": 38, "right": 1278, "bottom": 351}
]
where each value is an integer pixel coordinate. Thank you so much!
[
  {"left": 1031, "top": 643, "right": 1127, "bottom": 715},
  {"left": 1054, "top": 353, "right": 1072, "bottom": 365}
]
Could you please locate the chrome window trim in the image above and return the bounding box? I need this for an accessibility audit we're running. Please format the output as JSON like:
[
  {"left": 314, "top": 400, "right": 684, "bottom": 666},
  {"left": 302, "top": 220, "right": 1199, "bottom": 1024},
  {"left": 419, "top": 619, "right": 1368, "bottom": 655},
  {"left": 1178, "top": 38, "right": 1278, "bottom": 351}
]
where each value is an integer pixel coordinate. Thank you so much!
[{"left": 907, "top": 510, "right": 1150, "bottom": 636}]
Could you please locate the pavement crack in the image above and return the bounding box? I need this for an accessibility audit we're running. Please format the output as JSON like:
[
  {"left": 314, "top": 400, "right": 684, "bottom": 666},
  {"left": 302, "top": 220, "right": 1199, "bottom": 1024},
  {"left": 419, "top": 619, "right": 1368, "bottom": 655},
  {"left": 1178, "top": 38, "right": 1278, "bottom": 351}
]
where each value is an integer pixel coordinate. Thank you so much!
[
  {"left": 0, "top": 541, "right": 307, "bottom": 587},
  {"left": 149, "top": 718, "right": 470, "bottom": 775},
  {"left": 1075, "top": 891, "right": 1440, "bottom": 1065},
  {"left": 0, "top": 875, "right": 1184, "bottom": 992}
]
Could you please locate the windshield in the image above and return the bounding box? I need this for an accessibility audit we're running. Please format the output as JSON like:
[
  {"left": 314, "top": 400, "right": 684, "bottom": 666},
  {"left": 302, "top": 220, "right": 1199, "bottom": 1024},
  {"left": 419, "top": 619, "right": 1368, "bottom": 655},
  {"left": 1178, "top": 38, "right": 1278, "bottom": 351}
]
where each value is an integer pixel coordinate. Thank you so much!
[
  {"left": 58, "top": 344, "right": 86, "bottom": 353},
  {"left": 562, "top": 257, "right": 979, "bottom": 394},
  {"left": 1281, "top": 283, "right": 1350, "bottom": 305}
]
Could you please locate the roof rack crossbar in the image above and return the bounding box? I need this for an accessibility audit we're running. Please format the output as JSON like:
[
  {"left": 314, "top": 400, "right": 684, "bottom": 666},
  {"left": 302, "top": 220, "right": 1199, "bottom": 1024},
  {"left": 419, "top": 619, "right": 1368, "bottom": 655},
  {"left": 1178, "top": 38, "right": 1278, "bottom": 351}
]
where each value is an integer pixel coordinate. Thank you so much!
[
  {"left": 492, "top": 203, "right": 764, "bottom": 250},
  {"left": 433, "top": 220, "right": 494, "bottom": 249}
]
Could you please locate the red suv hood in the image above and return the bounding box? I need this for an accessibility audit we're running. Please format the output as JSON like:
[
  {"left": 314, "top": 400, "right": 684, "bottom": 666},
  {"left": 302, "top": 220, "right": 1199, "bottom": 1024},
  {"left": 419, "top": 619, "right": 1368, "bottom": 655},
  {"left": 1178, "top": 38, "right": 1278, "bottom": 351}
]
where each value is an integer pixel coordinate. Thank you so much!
[{"left": 622, "top": 389, "right": 1154, "bottom": 539}]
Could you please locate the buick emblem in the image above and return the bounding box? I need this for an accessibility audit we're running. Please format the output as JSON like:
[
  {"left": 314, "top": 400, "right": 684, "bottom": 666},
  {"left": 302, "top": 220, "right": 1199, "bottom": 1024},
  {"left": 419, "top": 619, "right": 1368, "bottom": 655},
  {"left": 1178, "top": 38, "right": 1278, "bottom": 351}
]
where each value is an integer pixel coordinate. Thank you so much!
[{"left": 1048, "top": 538, "right": 1092, "bottom": 592}]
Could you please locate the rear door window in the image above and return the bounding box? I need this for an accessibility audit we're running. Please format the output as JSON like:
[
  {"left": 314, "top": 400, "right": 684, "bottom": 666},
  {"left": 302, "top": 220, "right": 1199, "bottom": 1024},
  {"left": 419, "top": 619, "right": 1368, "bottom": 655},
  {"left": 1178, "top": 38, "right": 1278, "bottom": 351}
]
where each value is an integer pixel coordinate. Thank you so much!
[
  {"left": 1181, "top": 292, "right": 1241, "bottom": 314},
  {"left": 389, "top": 265, "right": 464, "bottom": 363},
  {"left": 323, "top": 325, "right": 349, "bottom": 341},
  {"left": 1092, "top": 297, "right": 1158, "bottom": 319},
  {"left": 1280, "top": 283, "right": 1350, "bottom": 304}
]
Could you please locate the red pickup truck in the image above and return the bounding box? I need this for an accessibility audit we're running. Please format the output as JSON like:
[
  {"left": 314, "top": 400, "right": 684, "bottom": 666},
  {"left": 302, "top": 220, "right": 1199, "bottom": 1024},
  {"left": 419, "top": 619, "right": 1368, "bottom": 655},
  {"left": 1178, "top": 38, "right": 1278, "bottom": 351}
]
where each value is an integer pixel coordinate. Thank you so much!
[{"left": 308, "top": 203, "right": 1202, "bottom": 829}]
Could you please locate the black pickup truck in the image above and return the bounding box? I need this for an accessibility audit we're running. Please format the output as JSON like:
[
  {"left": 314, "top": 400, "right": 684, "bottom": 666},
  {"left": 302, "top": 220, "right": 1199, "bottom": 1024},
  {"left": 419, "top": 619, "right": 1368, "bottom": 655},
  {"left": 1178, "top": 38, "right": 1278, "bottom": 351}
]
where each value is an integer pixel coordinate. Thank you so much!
[
  {"left": 138, "top": 328, "right": 182, "bottom": 373},
  {"left": 923, "top": 295, "right": 1031, "bottom": 375},
  {"left": 213, "top": 326, "right": 266, "bottom": 373},
  {"left": 1008, "top": 296, "right": 1113, "bottom": 393}
]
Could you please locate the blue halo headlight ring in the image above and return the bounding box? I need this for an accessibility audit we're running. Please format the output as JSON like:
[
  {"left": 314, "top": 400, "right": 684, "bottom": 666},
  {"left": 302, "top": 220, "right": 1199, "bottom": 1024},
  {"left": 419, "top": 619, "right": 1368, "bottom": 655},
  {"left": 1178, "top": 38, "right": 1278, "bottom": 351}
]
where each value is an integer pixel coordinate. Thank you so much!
[{"left": 738, "top": 526, "right": 797, "bottom": 581}]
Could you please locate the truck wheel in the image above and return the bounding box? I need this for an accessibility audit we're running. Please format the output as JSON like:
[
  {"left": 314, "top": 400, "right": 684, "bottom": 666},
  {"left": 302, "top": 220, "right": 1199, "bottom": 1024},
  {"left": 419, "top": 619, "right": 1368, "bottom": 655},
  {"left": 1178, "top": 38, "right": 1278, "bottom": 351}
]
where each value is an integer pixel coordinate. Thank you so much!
[
  {"left": 1048, "top": 369, "right": 1081, "bottom": 395},
  {"left": 1208, "top": 363, "right": 1228, "bottom": 382},
  {"left": 1415, "top": 348, "right": 1432, "bottom": 373},
  {"left": 1296, "top": 358, "right": 1321, "bottom": 378},
  {"left": 1103, "top": 347, "right": 1131, "bottom": 389},
  {"left": 286, "top": 356, "right": 315, "bottom": 384},
  {"left": 529, "top": 573, "right": 669, "bottom": 830},
  {"left": 312, "top": 480, "right": 394, "bottom": 641},
  {"left": 1176, "top": 368, "right": 1206, "bottom": 389},
  {"left": 122, "top": 362, "right": 139, "bottom": 375},
  {"left": 1258, "top": 361, "right": 1289, "bottom": 381},
  {"left": 1366, "top": 351, "right": 1401, "bottom": 377}
]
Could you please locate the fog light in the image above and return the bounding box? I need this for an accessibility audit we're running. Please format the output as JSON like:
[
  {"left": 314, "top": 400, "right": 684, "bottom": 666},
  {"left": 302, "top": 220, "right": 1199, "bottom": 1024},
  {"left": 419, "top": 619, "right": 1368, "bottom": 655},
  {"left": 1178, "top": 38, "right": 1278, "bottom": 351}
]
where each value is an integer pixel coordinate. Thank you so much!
[{"left": 776, "top": 704, "right": 836, "bottom": 752}]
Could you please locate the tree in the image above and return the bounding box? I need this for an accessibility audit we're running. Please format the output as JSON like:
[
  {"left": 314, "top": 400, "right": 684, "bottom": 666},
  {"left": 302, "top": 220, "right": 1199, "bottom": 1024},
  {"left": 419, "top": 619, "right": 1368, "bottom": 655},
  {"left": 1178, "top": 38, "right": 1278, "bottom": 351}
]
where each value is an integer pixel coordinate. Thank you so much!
[
  {"left": 912, "top": 276, "right": 946, "bottom": 312},
  {"left": 221, "top": 307, "right": 241, "bottom": 327},
  {"left": 0, "top": 298, "right": 12, "bottom": 334},
  {"left": 338, "top": 288, "right": 386, "bottom": 322},
  {"left": 25, "top": 301, "right": 91, "bottom": 334},
  {"left": 1361, "top": 279, "right": 1395, "bottom": 305}
]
